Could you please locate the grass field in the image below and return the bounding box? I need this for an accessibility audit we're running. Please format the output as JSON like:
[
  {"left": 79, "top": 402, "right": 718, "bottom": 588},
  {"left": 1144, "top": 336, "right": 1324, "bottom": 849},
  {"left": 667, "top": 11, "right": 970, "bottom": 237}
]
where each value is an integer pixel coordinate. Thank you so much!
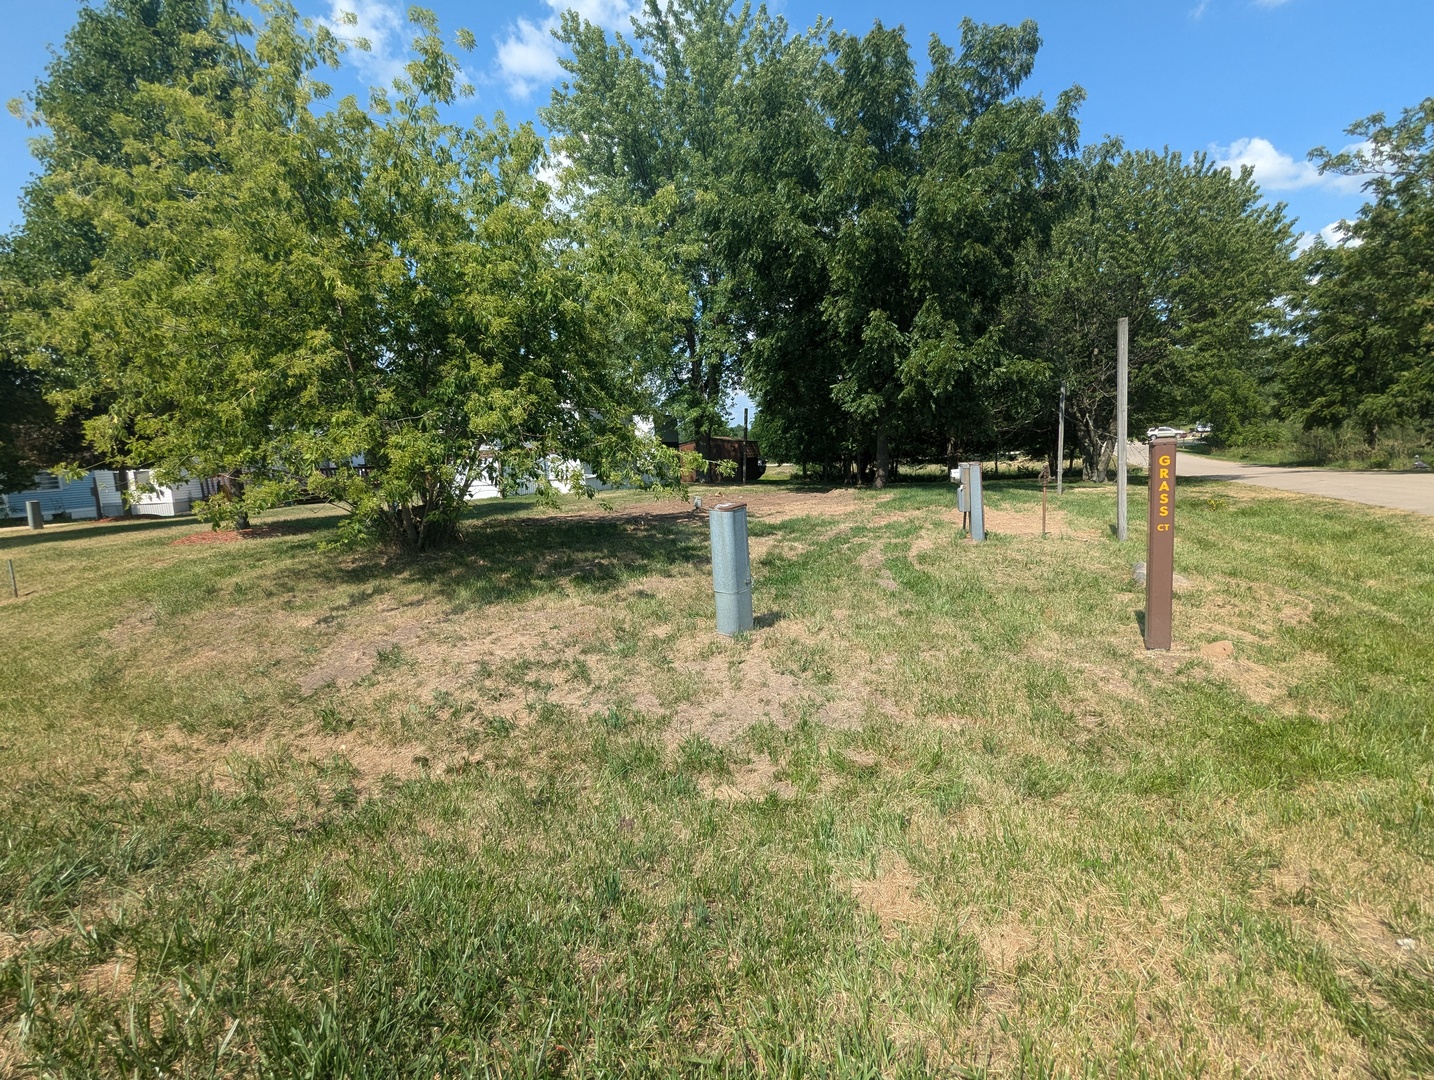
[{"left": 1, "top": 476, "right": 1431, "bottom": 1078}]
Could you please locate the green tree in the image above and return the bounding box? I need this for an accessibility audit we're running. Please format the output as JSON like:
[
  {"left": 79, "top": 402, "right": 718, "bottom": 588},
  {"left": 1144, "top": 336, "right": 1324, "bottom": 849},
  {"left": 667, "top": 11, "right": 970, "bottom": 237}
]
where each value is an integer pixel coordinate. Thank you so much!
[
  {"left": 728, "top": 18, "right": 1079, "bottom": 486},
  {"left": 1005, "top": 145, "right": 1298, "bottom": 479},
  {"left": 1289, "top": 97, "right": 1434, "bottom": 444},
  {"left": 17, "top": 3, "right": 674, "bottom": 548},
  {"left": 546, "top": 0, "right": 798, "bottom": 465},
  {"left": 2, "top": 0, "right": 229, "bottom": 495}
]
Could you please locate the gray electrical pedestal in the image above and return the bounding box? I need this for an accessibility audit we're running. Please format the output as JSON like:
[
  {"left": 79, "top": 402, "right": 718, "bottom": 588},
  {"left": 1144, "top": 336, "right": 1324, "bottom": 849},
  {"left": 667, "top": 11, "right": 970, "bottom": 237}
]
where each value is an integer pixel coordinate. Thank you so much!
[
  {"left": 25, "top": 500, "right": 43, "bottom": 530},
  {"left": 957, "top": 463, "right": 985, "bottom": 541},
  {"left": 709, "top": 501, "right": 753, "bottom": 636}
]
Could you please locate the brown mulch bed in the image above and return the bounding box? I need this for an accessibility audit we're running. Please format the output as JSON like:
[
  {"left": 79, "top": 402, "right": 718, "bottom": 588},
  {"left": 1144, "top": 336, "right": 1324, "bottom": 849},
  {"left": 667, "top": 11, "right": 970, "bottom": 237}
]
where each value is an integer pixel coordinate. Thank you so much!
[{"left": 169, "top": 530, "right": 247, "bottom": 546}]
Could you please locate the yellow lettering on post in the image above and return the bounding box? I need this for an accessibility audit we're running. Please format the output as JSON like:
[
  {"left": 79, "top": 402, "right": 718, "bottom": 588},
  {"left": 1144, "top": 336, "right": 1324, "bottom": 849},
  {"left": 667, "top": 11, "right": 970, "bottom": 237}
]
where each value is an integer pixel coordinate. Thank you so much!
[
  {"left": 1160, "top": 506, "right": 1169, "bottom": 517},
  {"left": 1160, "top": 493, "right": 1169, "bottom": 504},
  {"left": 1159, "top": 455, "right": 1172, "bottom": 466},
  {"left": 1158, "top": 523, "right": 1171, "bottom": 531},
  {"left": 1159, "top": 481, "right": 1170, "bottom": 491},
  {"left": 1159, "top": 468, "right": 1170, "bottom": 479}
]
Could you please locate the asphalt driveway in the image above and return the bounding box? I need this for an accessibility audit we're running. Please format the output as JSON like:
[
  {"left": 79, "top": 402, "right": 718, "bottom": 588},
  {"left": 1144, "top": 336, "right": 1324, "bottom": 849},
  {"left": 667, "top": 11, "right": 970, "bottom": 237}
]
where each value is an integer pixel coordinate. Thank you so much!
[{"left": 1175, "top": 450, "right": 1434, "bottom": 516}]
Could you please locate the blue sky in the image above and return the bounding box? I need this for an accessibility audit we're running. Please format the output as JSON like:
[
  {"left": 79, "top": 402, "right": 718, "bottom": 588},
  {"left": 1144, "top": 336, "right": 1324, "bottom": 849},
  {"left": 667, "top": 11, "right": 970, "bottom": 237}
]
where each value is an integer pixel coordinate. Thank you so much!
[{"left": 3, "top": 0, "right": 1430, "bottom": 420}]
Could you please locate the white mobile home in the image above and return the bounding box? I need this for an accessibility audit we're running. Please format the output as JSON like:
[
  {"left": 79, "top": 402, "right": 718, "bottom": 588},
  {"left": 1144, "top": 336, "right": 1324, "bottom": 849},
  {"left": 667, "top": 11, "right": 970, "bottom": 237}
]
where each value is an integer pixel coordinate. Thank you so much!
[{"left": 2, "top": 470, "right": 215, "bottom": 522}]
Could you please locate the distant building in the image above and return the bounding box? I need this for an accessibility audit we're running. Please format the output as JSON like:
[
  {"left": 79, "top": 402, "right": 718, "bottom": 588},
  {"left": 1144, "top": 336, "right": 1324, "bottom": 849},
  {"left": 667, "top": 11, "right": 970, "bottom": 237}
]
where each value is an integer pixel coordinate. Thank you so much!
[
  {"left": 1, "top": 470, "right": 214, "bottom": 521},
  {"left": 674, "top": 437, "right": 765, "bottom": 484}
]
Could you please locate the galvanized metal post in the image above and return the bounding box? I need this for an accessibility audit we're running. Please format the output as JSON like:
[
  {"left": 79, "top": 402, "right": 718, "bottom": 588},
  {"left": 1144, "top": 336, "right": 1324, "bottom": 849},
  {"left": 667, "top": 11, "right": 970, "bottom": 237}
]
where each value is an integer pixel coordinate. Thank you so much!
[
  {"left": 25, "top": 500, "right": 43, "bottom": 530},
  {"left": 7, "top": 559, "right": 16, "bottom": 599},
  {"left": 709, "top": 501, "right": 753, "bottom": 635},
  {"left": 1056, "top": 379, "right": 1067, "bottom": 496},
  {"left": 963, "top": 462, "right": 985, "bottom": 542},
  {"left": 1116, "top": 317, "right": 1129, "bottom": 541}
]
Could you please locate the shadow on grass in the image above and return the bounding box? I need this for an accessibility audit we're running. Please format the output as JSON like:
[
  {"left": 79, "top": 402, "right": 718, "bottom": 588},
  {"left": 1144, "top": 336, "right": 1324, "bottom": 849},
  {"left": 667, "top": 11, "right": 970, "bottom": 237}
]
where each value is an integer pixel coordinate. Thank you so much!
[
  {"left": 0, "top": 514, "right": 199, "bottom": 549},
  {"left": 301, "top": 508, "right": 713, "bottom": 615}
]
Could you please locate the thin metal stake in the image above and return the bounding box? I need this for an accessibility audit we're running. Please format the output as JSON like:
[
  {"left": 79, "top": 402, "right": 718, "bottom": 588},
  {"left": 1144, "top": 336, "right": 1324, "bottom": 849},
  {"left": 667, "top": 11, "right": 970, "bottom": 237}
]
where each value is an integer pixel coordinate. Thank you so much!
[
  {"left": 7, "top": 559, "right": 16, "bottom": 599},
  {"left": 1041, "top": 463, "right": 1049, "bottom": 537}
]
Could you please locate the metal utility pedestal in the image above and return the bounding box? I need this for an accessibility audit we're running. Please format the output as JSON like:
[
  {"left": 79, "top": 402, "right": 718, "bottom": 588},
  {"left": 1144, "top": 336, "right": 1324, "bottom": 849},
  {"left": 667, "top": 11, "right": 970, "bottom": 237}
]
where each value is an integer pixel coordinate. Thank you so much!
[
  {"left": 958, "top": 463, "right": 985, "bottom": 541},
  {"left": 709, "top": 501, "right": 753, "bottom": 636}
]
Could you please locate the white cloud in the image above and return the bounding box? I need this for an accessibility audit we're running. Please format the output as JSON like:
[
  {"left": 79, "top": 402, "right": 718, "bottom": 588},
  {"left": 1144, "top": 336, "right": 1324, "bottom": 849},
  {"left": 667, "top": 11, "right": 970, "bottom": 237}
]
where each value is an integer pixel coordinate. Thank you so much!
[
  {"left": 495, "top": 0, "right": 639, "bottom": 97},
  {"left": 324, "top": 0, "right": 410, "bottom": 87},
  {"left": 1295, "top": 219, "right": 1362, "bottom": 254},
  {"left": 495, "top": 18, "right": 565, "bottom": 95},
  {"left": 1210, "top": 136, "right": 1366, "bottom": 194}
]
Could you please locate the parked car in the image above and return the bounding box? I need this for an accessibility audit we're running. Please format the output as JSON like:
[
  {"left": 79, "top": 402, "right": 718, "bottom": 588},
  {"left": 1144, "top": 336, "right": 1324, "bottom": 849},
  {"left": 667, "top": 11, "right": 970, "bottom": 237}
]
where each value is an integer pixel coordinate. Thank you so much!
[{"left": 1146, "top": 425, "right": 1185, "bottom": 439}]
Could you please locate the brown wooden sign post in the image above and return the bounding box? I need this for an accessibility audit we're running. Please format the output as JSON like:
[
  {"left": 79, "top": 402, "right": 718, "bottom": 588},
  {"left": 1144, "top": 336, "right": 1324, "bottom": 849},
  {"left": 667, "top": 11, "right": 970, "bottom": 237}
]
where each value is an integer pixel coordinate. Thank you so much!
[{"left": 1145, "top": 436, "right": 1177, "bottom": 650}]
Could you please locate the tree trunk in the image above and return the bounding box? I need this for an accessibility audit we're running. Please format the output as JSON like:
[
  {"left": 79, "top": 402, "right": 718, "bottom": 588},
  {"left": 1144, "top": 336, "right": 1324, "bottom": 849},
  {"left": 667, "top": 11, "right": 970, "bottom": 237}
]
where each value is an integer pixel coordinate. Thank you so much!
[
  {"left": 400, "top": 504, "right": 420, "bottom": 548},
  {"left": 945, "top": 434, "right": 958, "bottom": 474},
  {"left": 873, "top": 425, "right": 890, "bottom": 490},
  {"left": 221, "top": 472, "right": 249, "bottom": 529},
  {"left": 114, "top": 469, "right": 133, "bottom": 517},
  {"left": 1076, "top": 413, "right": 1115, "bottom": 483}
]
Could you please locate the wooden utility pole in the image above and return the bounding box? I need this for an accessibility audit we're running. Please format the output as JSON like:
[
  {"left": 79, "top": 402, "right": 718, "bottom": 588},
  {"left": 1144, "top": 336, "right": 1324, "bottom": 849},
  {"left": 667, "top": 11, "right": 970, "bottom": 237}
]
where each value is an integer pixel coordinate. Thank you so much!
[
  {"left": 1116, "top": 317, "right": 1129, "bottom": 541},
  {"left": 1056, "top": 379, "right": 1067, "bottom": 496}
]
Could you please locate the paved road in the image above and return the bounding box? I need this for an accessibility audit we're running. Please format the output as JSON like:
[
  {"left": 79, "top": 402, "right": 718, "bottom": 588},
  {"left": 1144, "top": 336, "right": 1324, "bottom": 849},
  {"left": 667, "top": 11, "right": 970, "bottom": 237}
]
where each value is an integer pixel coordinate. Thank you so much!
[{"left": 1174, "top": 450, "right": 1434, "bottom": 517}]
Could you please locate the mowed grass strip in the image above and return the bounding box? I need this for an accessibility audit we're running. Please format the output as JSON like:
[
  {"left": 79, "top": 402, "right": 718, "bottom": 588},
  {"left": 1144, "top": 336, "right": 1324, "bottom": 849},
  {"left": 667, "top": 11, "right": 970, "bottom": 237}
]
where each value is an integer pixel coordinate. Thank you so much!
[{"left": 0, "top": 478, "right": 1430, "bottom": 1078}]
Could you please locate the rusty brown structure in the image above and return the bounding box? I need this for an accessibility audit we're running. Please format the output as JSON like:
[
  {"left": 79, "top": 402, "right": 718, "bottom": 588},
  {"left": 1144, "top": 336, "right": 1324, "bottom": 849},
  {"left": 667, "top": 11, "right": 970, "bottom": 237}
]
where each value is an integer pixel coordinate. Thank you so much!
[
  {"left": 1145, "top": 435, "right": 1177, "bottom": 650},
  {"left": 677, "top": 437, "right": 765, "bottom": 484}
]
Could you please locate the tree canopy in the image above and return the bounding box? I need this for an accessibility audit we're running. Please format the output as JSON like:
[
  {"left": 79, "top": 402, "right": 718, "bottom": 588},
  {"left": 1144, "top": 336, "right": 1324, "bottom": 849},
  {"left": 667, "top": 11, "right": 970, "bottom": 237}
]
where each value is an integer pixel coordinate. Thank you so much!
[
  {"left": 9, "top": 1, "right": 677, "bottom": 547},
  {"left": 1288, "top": 98, "right": 1434, "bottom": 445},
  {"left": 5, "top": 0, "right": 1416, "bottom": 536}
]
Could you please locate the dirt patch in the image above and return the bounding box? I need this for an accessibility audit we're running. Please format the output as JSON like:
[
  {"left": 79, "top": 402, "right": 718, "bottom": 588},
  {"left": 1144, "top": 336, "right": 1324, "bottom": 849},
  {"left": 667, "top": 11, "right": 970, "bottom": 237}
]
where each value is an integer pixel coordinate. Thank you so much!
[
  {"left": 1137, "top": 638, "right": 1310, "bottom": 710},
  {"left": 972, "top": 917, "right": 1038, "bottom": 974},
  {"left": 665, "top": 650, "right": 813, "bottom": 745},
  {"left": 850, "top": 853, "right": 931, "bottom": 936},
  {"left": 74, "top": 955, "right": 136, "bottom": 999},
  {"left": 136, "top": 728, "right": 433, "bottom": 798},
  {"left": 103, "top": 607, "right": 157, "bottom": 648},
  {"left": 540, "top": 485, "right": 864, "bottom": 526},
  {"left": 705, "top": 758, "right": 795, "bottom": 802},
  {"left": 933, "top": 506, "right": 1077, "bottom": 539},
  {"left": 0, "top": 927, "right": 58, "bottom": 965},
  {"left": 298, "top": 623, "right": 427, "bottom": 694}
]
